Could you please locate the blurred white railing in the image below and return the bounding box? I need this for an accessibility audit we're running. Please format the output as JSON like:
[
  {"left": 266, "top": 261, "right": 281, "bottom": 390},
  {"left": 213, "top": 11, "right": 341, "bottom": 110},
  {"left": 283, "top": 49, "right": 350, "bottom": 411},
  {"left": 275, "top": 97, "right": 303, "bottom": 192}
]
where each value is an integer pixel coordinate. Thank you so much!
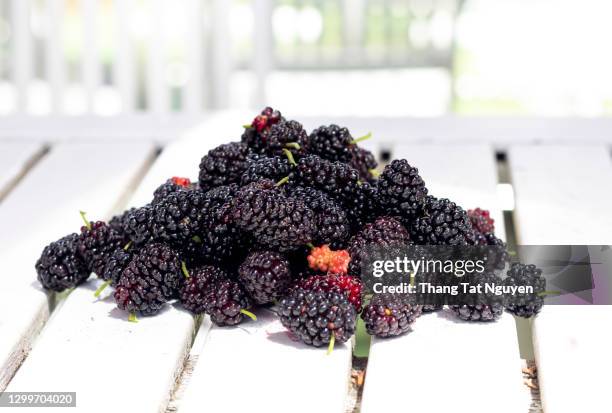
[{"left": 0, "top": 0, "right": 461, "bottom": 115}]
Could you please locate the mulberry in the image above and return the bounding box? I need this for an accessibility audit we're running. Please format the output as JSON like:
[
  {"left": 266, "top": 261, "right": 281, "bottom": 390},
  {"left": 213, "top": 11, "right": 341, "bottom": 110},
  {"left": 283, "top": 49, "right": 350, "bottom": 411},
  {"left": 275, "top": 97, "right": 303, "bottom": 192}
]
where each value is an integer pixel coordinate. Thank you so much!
[
  {"left": 279, "top": 286, "right": 357, "bottom": 347},
  {"left": 152, "top": 177, "right": 193, "bottom": 204},
  {"left": 308, "top": 124, "right": 354, "bottom": 163},
  {"left": 203, "top": 277, "right": 254, "bottom": 326},
  {"left": 151, "top": 189, "right": 207, "bottom": 247},
  {"left": 229, "top": 180, "right": 317, "bottom": 252},
  {"left": 241, "top": 107, "right": 284, "bottom": 152},
  {"left": 450, "top": 272, "right": 504, "bottom": 321},
  {"left": 76, "top": 217, "right": 124, "bottom": 277},
  {"left": 295, "top": 274, "right": 364, "bottom": 312},
  {"left": 198, "top": 142, "right": 250, "bottom": 190},
  {"left": 240, "top": 155, "right": 293, "bottom": 186},
  {"left": 36, "top": 233, "right": 89, "bottom": 292},
  {"left": 504, "top": 263, "right": 546, "bottom": 318},
  {"left": 361, "top": 293, "right": 422, "bottom": 338},
  {"left": 350, "top": 146, "right": 378, "bottom": 183},
  {"left": 410, "top": 196, "right": 477, "bottom": 246},
  {"left": 180, "top": 265, "right": 228, "bottom": 314},
  {"left": 238, "top": 251, "right": 292, "bottom": 304},
  {"left": 377, "top": 159, "right": 427, "bottom": 221}
]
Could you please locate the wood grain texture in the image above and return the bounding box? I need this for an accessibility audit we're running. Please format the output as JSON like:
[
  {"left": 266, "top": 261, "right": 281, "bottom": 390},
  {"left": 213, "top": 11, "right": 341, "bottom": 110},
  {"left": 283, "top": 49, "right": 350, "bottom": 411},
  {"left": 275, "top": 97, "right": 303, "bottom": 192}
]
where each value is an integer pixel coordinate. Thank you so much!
[
  {"left": 510, "top": 145, "right": 612, "bottom": 413},
  {"left": 361, "top": 144, "right": 528, "bottom": 413},
  {"left": 0, "top": 142, "right": 43, "bottom": 200},
  {"left": 0, "top": 142, "right": 154, "bottom": 391}
]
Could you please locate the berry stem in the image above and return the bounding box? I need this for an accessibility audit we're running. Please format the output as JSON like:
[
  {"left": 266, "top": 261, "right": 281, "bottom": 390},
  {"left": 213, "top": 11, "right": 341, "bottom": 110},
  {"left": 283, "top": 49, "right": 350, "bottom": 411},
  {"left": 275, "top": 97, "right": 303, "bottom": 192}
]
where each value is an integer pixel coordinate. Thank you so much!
[
  {"left": 240, "top": 309, "right": 257, "bottom": 321},
  {"left": 306, "top": 242, "right": 315, "bottom": 250},
  {"left": 79, "top": 210, "right": 92, "bottom": 230},
  {"left": 282, "top": 148, "right": 297, "bottom": 166},
  {"left": 275, "top": 176, "right": 290, "bottom": 187},
  {"left": 327, "top": 333, "right": 336, "bottom": 355},
  {"left": 369, "top": 169, "right": 380, "bottom": 178},
  {"left": 192, "top": 235, "right": 202, "bottom": 244},
  {"left": 351, "top": 132, "right": 372, "bottom": 144},
  {"left": 181, "top": 261, "right": 190, "bottom": 278},
  {"left": 123, "top": 241, "right": 133, "bottom": 251},
  {"left": 243, "top": 124, "right": 252, "bottom": 129},
  {"left": 284, "top": 142, "right": 301, "bottom": 150},
  {"left": 128, "top": 312, "right": 138, "bottom": 323},
  {"left": 94, "top": 280, "right": 111, "bottom": 297}
]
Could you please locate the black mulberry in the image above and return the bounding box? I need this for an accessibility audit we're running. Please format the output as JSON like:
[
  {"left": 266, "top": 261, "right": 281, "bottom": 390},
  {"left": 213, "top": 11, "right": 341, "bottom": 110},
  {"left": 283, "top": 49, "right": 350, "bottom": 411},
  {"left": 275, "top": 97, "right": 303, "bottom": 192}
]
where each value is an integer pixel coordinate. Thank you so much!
[
  {"left": 241, "top": 107, "right": 284, "bottom": 152},
  {"left": 377, "top": 159, "right": 427, "bottom": 221},
  {"left": 410, "top": 196, "right": 477, "bottom": 246},
  {"left": 308, "top": 124, "right": 353, "bottom": 163},
  {"left": 77, "top": 219, "right": 124, "bottom": 277},
  {"left": 279, "top": 286, "right": 357, "bottom": 347},
  {"left": 152, "top": 177, "right": 193, "bottom": 204},
  {"left": 504, "top": 263, "right": 546, "bottom": 318},
  {"left": 198, "top": 142, "right": 250, "bottom": 190},
  {"left": 36, "top": 233, "right": 89, "bottom": 292},
  {"left": 361, "top": 293, "right": 422, "bottom": 338},
  {"left": 238, "top": 251, "right": 292, "bottom": 304},
  {"left": 180, "top": 265, "right": 228, "bottom": 314},
  {"left": 203, "top": 277, "right": 254, "bottom": 326}
]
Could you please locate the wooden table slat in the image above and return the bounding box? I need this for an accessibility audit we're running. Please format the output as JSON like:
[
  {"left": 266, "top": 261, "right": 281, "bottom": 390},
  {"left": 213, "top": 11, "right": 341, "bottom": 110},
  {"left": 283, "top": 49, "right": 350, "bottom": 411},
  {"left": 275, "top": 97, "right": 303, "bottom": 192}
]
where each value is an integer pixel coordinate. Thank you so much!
[
  {"left": 0, "top": 142, "right": 43, "bottom": 200},
  {"left": 361, "top": 144, "right": 528, "bottom": 413},
  {"left": 510, "top": 145, "right": 612, "bottom": 413},
  {"left": 0, "top": 142, "right": 154, "bottom": 391},
  {"left": 3, "top": 131, "right": 228, "bottom": 412}
]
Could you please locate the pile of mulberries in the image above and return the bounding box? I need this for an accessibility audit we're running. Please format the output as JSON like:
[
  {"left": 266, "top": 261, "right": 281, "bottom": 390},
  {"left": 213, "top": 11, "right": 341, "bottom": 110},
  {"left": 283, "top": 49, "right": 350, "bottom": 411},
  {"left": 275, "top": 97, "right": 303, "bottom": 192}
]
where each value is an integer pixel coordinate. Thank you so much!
[{"left": 36, "top": 107, "right": 542, "bottom": 349}]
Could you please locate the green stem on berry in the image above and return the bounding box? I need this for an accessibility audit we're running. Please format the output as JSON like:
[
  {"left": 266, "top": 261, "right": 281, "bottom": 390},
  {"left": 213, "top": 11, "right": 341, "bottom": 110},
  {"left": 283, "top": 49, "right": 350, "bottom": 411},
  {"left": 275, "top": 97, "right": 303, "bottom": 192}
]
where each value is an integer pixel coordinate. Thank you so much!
[
  {"left": 181, "top": 261, "right": 190, "bottom": 278},
  {"left": 79, "top": 210, "right": 92, "bottom": 230},
  {"left": 306, "top": 242, "right": 315, "bottom": 250},
  {"left": 275, "top": 176, "right": 290, "bottom": 187},
  {"left": 243, "top": 124, "right": 252, "bottom": 129},
  {"left": 192, "top": 235, "right": 202, "bottom": 244},
  {"left": 409, "top": 272, "right": 415, "bottom": 287},
  {"left": 240, "top": 309, "right": 257, "bottom": 321},
  {"left": 284, "top": 142, "right": 301, "bottom": 150},
  {"left": 128, "top": 312, "right": 139, "bottom": 323},
  {"left": 94, "top": 280, "right": 111, "bottom": 298},
  {"left": 282, "top": 149, "right": 297, "bottom": 166},
  {"left": 123, "top": 241, "right": 133, "bottom": 251},
  {"left": 351, "top": 132, "right": 372, "bottom": 144},
  {"left": 369, "top": 169, "right": 380, "bottom": 178},
  {"left": 327, "top": 333, "right": 336, "bottom": 355},
  {"left": 537, "top": 290, "right": 562, "bottom": 297},
  {"left": 356, "top": 180, "right": 363, "bottom": 187}
]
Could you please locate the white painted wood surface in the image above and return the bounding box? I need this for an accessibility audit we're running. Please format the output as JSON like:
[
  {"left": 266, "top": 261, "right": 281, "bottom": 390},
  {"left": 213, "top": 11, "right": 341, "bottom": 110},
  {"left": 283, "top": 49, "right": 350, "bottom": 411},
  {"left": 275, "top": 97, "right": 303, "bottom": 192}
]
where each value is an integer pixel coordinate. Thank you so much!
[
  {"left": 0, "top": 142, "right": 154, "bottom": 391},
  {"left": 0, "top": 142, "right": 42, "bottom": 199},
  {"left": 4, "top": 127, "right": 228, "bottom": 412},
  {"left": 10, "top": 0, "right": 31, "bottom": 113},
  {"left": 361, "top": 145, "right": 527, "bottom": 413},
  {"left": 510, "top": 145, "right": 612, "bottom": 413},
  {"left": 179, "top": 310, "right": 353, "bottom": 413}
]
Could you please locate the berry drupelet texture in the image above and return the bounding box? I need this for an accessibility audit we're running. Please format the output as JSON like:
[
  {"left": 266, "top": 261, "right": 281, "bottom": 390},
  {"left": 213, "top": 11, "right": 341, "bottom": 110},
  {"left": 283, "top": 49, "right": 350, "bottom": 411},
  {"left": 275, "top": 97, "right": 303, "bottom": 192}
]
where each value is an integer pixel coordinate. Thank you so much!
[
  {"left": 240, "top": 155, "right": 293, "bottom": 186},
  {"left": 114, "top": 243, "right": 185, "bottom": 316},
  {"left": 295, "top": 274, "right": 364, "bottom": 312},
  {"left": 241, "top": 107, "right": 284, "bottom": 152},
  {"left": 180, "top": 265, "right": 228, "bottom": 314},
  {"left": 263, "top": 120, "right": 309, "bottom": 157},
  {"left": 410, "top": 196, "right": 477, "bottom": 246},
  {"left": 238, "top": 250, "right": 292, "bottom": 305},
  {"left": 36, "top": 233, "right": 89, "bottom": 292},
  {"left": 77, "top": 220, "right": 124, "bottom": 277},
  {"left": 120, "top": 205, "right": 155, "bottom": 246},
  {"left": 377, "top": 159, "right": 428, "bottom": 221},
  {"left": 504, "top": 263, "right": 546, "bottom": 318},
  {"left": 229, "top": 180, "right": 317, "bottom": 252},
  {"left": 350, "top": 146, "right": 378, "bottom": 183},
  {"left": 361, "top": 293, "right": 422, "bottom": 338},
  {"left": 198, "top": 142, "right": 251, "bottom": 190},
  {"left": 307, "top": 245, "right": 350, "bottom": 275},
  {"left": 100, "top": 246, "right": 135, "bottom": 286},
  {"left": 152, "top": 177, "right": 192, "bottom": 204},
  {"left": 468, "top": 208, "right": 495, "bottom": 235},
  {"left": 293, "top": 155, "right": 377, "bottom": 229},
  {"left": 289, "top": 186, "right": 350, "bottom": 246},
  {"left": 450, "top": 272, "right": 504, "bottom": 322},
  {"left": 151, "top": 189, "right": 207, "bottom": 247},
  {"left": 347, "top": 216, "right": 410, "bottom": 277},
  {"left": 203, "top": 277, "right": 254, "bottom": 326},
  {"left": 279, "top": 286, "right": 357, "bottom": 347},
  {"left": 308, "top": 124, "right": 354, "bottom": 163}
]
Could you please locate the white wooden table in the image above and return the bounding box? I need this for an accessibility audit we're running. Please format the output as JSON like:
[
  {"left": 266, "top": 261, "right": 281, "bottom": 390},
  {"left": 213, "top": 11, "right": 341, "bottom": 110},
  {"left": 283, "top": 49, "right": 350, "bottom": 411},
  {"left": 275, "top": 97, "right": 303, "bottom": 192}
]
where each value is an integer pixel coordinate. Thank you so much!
[{"left": 0, "top": 114, "right": 610, "bottom": 413}]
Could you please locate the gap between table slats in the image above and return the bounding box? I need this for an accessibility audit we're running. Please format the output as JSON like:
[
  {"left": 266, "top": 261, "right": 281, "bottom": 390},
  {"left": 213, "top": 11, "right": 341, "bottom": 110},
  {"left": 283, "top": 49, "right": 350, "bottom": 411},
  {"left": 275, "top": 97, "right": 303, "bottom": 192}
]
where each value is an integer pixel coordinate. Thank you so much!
[
  {"left": 3, "top": 128, "right": 228, "bottom": 413},
  {"left": 360, "top": 144, "right": 528, "bottom": 413},
  {"left": 509, "top": 145, "right": 612, "bottom": 413},
  {"left": 0, "top": 142, "right": 155, "bottom": 391}
]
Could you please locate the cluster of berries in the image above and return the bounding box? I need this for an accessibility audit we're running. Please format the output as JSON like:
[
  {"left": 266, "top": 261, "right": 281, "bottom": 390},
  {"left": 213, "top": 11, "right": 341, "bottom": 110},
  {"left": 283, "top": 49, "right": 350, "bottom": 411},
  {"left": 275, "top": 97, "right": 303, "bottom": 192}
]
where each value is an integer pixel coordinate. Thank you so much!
[{"left": 35, "top": 107, "right": 546, "bottom": 351}]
